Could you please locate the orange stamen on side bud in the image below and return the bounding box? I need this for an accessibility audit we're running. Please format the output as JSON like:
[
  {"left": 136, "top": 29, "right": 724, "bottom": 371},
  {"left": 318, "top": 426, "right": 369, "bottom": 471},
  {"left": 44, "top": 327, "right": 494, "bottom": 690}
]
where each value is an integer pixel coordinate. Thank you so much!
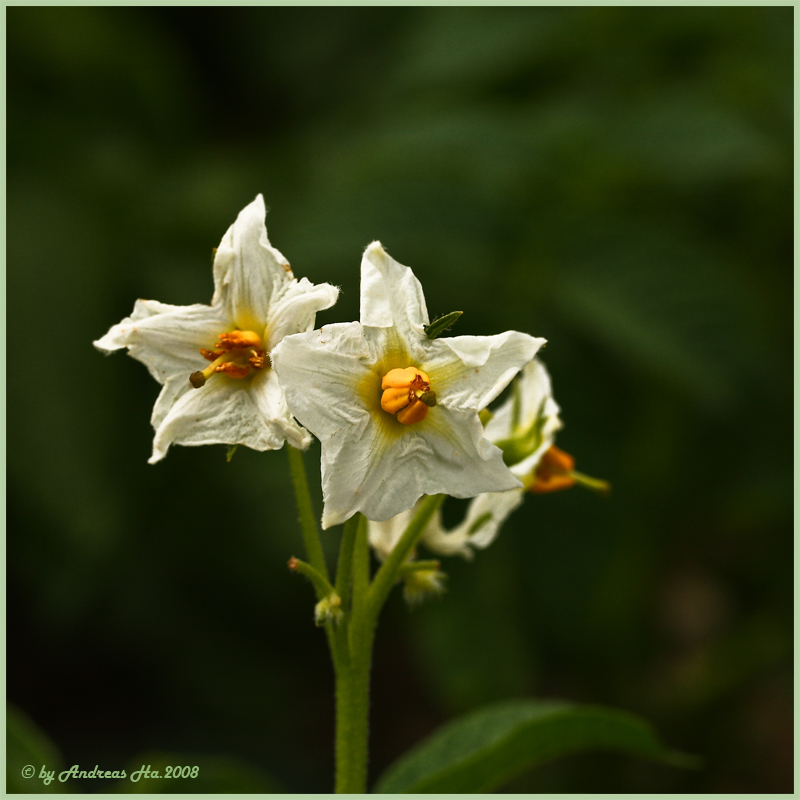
[
  {"left": 529, "top": 446, "right": 577, "bottom": 493},
  {"left": 528, "top": 446, "right": 610, "bottom": 495},
  {"left": 380, "top": 366, "right": 436, "bottom": 425},
  {"left": 189, "top": 329, "right": 268, "bottom": 389}
]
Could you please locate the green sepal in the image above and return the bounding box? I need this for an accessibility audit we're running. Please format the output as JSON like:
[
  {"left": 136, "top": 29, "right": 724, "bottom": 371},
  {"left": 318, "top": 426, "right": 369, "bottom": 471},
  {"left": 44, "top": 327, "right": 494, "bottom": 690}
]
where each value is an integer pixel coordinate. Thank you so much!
[
  {"left": 425, "top": 311, "right": 463, "bottom": 340},
  {"left": 226, "top": 445, "right": 239, "bottom": 462}
]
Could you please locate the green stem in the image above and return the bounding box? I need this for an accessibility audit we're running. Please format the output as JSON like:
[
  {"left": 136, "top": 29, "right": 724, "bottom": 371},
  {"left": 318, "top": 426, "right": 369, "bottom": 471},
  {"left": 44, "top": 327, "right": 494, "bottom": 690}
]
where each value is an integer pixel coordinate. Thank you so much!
[
  {"left": 333, "top": 497, "right": 445, "bottom": 793},
  {"left": 333, "top": 513, "right": 370, "bottom": 793},
  {"left": 335, "top": 515, "right": 360, "bottom": 608},
  {"left": 366, "top": 495, "right": 445, "bottom": 624},
  {"left": 351, "top": 515, "right": 370, "bottom": 619},
  {"left": 286, "top": 444, "right": 339, "bottom": 657},
  {"left": 398, "top": 559, "right": 441, "bottom": 576},
  {"left": 570, "top": 470, "right": 611, "bottom": 494},
  {"left": 286, "top": 445, "right": 329, "bottom": 582},
  {"left": 288, "top": 557, "right": 336, "bottom": 599}
]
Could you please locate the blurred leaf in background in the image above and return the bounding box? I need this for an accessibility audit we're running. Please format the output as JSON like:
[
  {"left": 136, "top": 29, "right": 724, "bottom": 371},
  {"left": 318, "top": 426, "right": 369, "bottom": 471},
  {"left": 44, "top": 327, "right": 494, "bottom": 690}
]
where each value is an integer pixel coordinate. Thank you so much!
[{"left": 7, "top": 6, "right": 792, "bottom": 793}]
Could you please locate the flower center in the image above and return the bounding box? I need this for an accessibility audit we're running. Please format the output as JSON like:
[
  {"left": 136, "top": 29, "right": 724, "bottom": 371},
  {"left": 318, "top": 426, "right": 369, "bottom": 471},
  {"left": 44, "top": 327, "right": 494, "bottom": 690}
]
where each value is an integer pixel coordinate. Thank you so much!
[
  {"left": 380, "top": 366, "right": 437, "bottom": 425},
  {"left": 189, "top": 329, "right": 268, "bottom": 388}
]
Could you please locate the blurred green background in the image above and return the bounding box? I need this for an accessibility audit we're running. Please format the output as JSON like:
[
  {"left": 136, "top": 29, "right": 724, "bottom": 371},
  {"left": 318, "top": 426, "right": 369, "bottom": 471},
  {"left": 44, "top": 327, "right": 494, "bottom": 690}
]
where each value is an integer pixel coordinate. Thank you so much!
[{"left": 7, "top": 6, "right": 793, "bottom": 793}]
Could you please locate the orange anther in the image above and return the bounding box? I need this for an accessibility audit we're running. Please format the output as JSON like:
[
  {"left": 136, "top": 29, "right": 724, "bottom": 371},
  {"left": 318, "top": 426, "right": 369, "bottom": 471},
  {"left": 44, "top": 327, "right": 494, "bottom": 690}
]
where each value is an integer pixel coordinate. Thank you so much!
[
  {"left": 380, "top": 366, "right": 433, "bottom": 425},
  {"left": 215, "top": 330, "right": 263, "bottom": 350},
  {"left": 216, "top": 362, "right": 251, "bottom": 379},
  {"left": 381, "top": 387, "right": 413, "bottom": 414},
  {"left": 397, "top": 399, "right": 429, "bottom": 425},
  {"left": 382, "top": 367, "right": 430, "bottom": 390}
]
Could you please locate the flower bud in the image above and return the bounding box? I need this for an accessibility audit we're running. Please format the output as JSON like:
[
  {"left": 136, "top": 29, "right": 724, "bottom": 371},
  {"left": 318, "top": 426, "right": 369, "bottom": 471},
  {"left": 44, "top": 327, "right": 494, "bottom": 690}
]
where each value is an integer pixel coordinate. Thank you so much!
[
  {"left": 314, "top": 593, "right": 344, "bottom": 627},
  {"left": 403, "top": 568, "right": 447, "bottom": 608}
]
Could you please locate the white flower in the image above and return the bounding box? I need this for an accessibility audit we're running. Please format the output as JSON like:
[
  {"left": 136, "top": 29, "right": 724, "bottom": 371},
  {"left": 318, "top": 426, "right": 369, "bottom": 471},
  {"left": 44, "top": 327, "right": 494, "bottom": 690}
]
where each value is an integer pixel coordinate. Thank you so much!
[
  {"left": 484, "top": 358, "right": 563, "bottom": 481},
  {"left": 368, "top": 489, "right": 524, "bottom": 562},
  {"left": 94, "top": 195, "right": 339, "bottom": 463},
  {"left": 271, "top": 241, "right": 545, "bottom": 528}
]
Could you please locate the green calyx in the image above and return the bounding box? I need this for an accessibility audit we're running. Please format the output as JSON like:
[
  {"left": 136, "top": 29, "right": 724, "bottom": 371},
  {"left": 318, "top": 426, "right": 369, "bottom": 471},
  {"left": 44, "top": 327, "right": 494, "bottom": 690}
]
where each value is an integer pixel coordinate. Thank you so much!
[{"left": 494, "top": 398, "right": 548, "bottom": 468}]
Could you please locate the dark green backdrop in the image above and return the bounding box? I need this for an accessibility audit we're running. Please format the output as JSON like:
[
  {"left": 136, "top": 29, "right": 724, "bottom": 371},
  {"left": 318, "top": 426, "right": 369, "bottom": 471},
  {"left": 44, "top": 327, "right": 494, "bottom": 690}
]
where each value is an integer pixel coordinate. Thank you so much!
[{"left": 7, "top": 6, "right": 793, "bottom": 793}]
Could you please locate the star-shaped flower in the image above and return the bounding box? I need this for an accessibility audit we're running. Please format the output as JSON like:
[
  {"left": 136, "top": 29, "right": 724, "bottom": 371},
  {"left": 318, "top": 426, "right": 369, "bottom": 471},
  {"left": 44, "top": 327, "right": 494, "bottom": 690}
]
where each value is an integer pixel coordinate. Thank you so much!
[
  {"left": 94, "top": 195, "right": 339, "bottom": 463},
  {"left": 271, "top": 241, "right": 545, "bottom": 528}
]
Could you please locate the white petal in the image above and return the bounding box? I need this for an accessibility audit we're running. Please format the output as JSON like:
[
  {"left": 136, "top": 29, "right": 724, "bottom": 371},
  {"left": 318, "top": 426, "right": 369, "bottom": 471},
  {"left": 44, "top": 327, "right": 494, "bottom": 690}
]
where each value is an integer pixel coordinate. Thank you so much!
[
  {"left": 94, "top": 299, "right": 228, "bottom": 385},
  {"left": 422, "top": 490, "right": 524, "bottom": 558},
  {"left": 360, "top": 241, "right": 429, "bottom": 335},
  {"left": 484, "top": 358, "right": 564, "bottom": 477},
  {"left": 271, "top": 323, "right": 375, "bottom": 438},
  {"left": 485, "top": 358, "right": 557, "bottom": 435},
  {"left": 250, "top": 368, "right": 313, "bottom": 451},
  {"left": 212, "top": 195, "right": 292, "bottom": 332},
  {"left": 319, "top": 405, "right": 521, "bottom": 528},
  {"left": 420, "top": 406, "right": 524, "bottom": 498},
  {"left": 424, "top": 330, "right": 545, "bottom": 411},
  {"left": 149, "top": 369, "right": 305, "bottom": 463},
  {"left": 265, "top": 277, "right": 340, "bottom": 350},
  {"left": 367, "top": 507, "right": 417, "bottom": 562}
]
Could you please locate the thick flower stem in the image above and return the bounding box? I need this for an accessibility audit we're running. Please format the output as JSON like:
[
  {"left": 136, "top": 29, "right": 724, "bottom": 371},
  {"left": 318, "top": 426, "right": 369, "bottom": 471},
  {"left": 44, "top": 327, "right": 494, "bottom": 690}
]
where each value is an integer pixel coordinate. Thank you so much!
[
  {"left": 332, "top": 500, "right": 444, "bottom": 793},
  {"left": 333, "top": 625, "right": 372, "bottom": 793},
  {"left": 333, "top": 513, "right": 370, "bottom": 793},
  {"left": 286, "top": 445, "right": 330, "bottom": 584}
]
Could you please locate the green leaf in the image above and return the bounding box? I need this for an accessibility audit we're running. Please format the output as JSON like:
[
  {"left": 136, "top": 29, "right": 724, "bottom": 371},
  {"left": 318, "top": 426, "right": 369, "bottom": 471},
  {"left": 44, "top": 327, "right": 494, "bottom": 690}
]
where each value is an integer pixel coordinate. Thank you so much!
[
  {"left": 425, "top": 311, "right": 463, "bottom": 340},
  {"left": 373, "top": 699, "right": 697, "bottom": 793},
  {"left": 6, "top": 705, "right": 66, "bottom": 793}
]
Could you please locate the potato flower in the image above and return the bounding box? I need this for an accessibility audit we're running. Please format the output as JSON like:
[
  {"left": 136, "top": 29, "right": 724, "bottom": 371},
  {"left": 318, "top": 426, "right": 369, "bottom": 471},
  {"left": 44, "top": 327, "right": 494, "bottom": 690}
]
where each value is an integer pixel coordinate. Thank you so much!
[
  {"left": 367, "top": 358, "right": 561, "bottom": 561},
  {"left": 271, "top": 241, "right": 544, "bottom": 528},
  {"left": 94, "top": 195, "right": 339, "bottom": 463}
]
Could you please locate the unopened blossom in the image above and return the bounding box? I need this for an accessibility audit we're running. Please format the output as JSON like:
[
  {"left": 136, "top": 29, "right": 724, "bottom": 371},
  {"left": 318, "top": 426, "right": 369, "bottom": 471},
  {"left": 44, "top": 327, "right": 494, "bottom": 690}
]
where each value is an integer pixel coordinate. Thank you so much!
[
  {"left": 272, "top": 241, "right": 544, "bottom": 528},
  {"left": 94, "top": 195, "right": 338, "bottom": 462}
]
